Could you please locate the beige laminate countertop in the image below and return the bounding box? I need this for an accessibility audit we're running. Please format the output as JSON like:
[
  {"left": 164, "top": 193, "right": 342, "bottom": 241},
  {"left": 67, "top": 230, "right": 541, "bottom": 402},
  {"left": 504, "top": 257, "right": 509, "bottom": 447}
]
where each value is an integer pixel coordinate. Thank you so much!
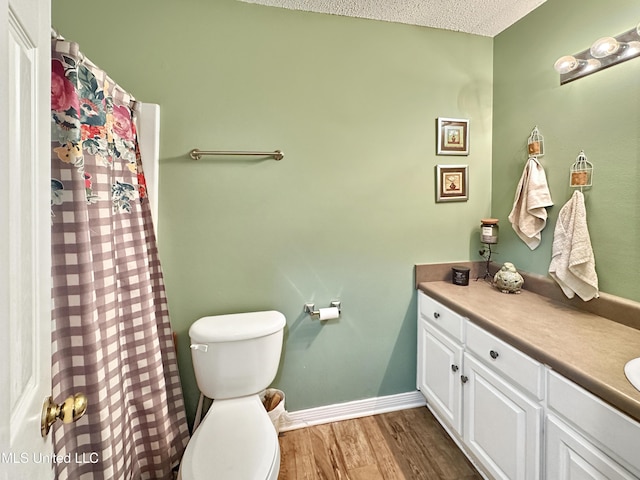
[{"left": 417, "top": 279, "right": 640, "bottom": 423}]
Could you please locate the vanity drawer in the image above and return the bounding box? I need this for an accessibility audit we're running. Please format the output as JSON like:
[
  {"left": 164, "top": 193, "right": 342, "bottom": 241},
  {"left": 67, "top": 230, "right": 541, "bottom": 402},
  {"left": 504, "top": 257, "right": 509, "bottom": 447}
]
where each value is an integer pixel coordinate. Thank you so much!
[
  {"left": 418, "top": 291, "right": 464, "bottom": 342},
  {"left": 466, "top": 321, "right": 544, "bottom": 399}
]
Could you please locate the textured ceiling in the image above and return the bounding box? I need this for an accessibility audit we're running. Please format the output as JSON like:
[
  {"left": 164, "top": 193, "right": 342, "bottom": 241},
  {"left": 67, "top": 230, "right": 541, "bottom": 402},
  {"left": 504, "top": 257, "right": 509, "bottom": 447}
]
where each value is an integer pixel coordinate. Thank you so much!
[{"left": 237, "top": 0, "right": 547, "bottom": 37}]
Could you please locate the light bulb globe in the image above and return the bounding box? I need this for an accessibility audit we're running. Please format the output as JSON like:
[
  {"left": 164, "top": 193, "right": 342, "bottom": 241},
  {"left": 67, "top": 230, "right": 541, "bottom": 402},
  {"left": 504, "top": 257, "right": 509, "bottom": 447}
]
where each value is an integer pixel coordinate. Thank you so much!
[
  {"left": 554, "top": 55, "right": 579, "bottom": 74},
  {"left": 590, "top": 36, "right": 620, "bottom": 58}
]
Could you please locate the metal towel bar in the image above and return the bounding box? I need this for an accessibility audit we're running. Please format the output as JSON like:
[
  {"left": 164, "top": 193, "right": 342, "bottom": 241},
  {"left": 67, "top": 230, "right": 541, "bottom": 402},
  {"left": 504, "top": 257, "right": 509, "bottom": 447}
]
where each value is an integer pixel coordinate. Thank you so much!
[{"left": 189, "top": 149, "right": 284, "bottom": 161}]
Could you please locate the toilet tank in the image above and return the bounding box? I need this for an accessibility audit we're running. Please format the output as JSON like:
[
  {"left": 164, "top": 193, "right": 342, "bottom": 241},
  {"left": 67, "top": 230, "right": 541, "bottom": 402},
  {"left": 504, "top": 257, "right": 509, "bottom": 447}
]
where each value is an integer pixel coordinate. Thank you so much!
[{"left": 189, "top": 311, "right": 286, "bottom": 399}]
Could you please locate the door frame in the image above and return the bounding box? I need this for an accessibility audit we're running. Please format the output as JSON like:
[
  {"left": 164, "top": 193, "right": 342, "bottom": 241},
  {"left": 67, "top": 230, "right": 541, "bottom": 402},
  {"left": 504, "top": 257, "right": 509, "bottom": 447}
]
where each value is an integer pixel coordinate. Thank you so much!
[{"left": 0, "top": 0, "right": 53, "bottom": 478}]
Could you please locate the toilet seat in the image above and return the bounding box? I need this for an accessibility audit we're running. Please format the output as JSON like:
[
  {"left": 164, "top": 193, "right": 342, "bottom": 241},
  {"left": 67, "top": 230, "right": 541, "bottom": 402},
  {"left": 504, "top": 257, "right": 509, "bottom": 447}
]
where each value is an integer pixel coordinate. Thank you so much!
[{"left": 179, "top": 395, "right": 279, "bottom": 480}]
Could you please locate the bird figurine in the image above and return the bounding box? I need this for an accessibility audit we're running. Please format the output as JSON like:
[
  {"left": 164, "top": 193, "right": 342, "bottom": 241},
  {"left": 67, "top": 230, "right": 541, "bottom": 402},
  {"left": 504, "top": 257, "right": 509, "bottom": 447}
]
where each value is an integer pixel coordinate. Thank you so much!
[{"left": 493, "top": 262, "right": 524, "bottom": 294}]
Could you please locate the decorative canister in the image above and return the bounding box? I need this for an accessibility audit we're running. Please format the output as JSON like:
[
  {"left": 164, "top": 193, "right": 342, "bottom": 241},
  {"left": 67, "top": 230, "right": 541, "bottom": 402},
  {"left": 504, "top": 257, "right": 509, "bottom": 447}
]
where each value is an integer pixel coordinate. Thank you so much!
[
  {"left": 451, "top": 266, "right": 470, "bottom": 286},
  {"left": 480, "top": 218, "right": 499, "bottom": 244}
]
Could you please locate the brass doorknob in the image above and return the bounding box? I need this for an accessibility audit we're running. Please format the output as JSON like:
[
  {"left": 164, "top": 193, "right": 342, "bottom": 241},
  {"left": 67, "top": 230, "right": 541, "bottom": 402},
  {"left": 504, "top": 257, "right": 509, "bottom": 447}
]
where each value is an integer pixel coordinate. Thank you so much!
[{"left": 41, "top": 393, "right": 88, "bottom": 437}]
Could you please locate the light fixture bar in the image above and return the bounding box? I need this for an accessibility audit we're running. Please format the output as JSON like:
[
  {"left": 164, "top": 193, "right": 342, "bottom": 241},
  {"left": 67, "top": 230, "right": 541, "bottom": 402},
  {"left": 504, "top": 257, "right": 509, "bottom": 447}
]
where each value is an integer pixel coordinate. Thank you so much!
[{"left": 556, "top": 24, "right": 640, "bottom": 85}]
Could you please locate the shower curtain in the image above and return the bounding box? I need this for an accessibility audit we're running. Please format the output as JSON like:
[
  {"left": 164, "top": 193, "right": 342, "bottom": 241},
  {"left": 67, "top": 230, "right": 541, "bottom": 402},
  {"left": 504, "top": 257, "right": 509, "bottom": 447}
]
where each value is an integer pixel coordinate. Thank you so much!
[{"left": 50, "top": 39, "right": 190, "bottom": 479}]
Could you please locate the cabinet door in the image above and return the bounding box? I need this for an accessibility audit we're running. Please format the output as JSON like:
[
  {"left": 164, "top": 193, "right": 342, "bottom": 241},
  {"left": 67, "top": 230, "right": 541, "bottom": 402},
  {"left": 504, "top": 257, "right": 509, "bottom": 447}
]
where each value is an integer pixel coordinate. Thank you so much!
[
  {"left": 548, "top": 370, "right": 640, "bottom": 475},
  {"left": 417, "top": 318, "right": 463, "bottom": 434},
  {"left": 463, "top": 353, "right": 542, "bottom": 480},
  {"left": 546, "top": 414, "right": 638, "bottom": 480}
]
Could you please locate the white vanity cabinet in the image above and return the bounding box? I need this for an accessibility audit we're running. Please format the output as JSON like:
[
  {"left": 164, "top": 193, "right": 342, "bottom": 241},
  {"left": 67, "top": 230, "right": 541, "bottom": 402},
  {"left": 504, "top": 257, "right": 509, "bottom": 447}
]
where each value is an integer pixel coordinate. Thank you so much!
[
  {"left": 417, "top": 291, "right": 543, "bottom": 479},
  {"left": 417, "top": 292, "right": 464, "bottom": 434},
  {"left": 417, "top": 286, "right": 640, "bottom": 480}
]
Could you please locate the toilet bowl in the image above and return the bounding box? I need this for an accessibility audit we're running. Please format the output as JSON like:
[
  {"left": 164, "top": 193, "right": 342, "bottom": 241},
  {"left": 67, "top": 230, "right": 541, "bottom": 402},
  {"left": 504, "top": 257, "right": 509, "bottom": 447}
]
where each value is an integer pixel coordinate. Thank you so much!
[
  {"left": 179, "top": 310, "right": 286, "bottom": 480},
  {"left": 179, "top": 396, "right": 280, "bottom": 479}
]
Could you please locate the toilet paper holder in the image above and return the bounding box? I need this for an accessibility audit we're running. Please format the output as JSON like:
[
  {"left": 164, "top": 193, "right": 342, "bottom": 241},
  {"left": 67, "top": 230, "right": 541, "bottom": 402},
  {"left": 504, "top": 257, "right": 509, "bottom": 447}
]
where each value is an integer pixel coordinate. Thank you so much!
[{"left": 304, "top": 301, "right": 341, "bottom": 320}]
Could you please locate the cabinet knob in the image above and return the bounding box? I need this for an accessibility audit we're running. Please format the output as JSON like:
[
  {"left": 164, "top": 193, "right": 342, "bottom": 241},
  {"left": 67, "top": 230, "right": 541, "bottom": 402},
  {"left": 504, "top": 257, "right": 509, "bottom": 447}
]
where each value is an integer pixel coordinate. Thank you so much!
[
  {"left": 489, "top": 350, "right": 499, "bottom": 360},
  {"left": 460, "top": 375, "right": 468, "bottom": 384},
  {"left": 433, "top": 312, "right": 440, "bottom": 319},
  {"left": 451, "top": 364, "right": 459, "bottom": 372}
]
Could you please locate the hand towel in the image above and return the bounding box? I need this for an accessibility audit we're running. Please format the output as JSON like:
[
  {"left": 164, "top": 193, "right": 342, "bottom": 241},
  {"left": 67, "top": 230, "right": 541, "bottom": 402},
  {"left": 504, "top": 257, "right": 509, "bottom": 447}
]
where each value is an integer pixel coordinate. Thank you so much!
[
  {"left": 549, "top": 190, "right": 599, "bottom": 301},
  {"left": 508, "top": 157, "right": 554, "bottom": 249}
]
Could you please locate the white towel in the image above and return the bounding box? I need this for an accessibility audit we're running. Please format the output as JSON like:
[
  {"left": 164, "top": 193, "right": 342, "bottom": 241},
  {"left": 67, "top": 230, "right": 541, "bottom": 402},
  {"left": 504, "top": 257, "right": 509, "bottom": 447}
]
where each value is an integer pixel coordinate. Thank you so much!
[
  {"left": 508, "top": 157, "right": 553, "bottom": 249},
  {"left": 549, "top": 190, "right": 599, "bottom": 301}
]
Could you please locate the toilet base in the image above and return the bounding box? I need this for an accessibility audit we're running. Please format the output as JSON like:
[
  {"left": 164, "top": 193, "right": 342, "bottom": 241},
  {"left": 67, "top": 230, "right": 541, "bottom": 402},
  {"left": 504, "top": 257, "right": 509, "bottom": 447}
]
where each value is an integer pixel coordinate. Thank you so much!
[{"left": 178, "top": 395, "right": 280, "bottom": 479}]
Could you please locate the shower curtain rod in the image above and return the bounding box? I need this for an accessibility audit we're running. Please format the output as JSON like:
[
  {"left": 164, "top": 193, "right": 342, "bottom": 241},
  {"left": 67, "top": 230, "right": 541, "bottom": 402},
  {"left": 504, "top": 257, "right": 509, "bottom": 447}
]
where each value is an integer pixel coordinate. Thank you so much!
[
  {"left": 189, "top": 149, "right": 284, "bottom": 161},
  {"left": 51, "top": 27, "right": 63, "bottom": 40}
]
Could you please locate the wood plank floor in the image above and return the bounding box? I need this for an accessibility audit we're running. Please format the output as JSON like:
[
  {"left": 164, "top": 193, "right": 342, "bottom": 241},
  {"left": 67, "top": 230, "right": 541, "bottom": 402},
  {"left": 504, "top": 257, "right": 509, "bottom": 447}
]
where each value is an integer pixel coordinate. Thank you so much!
[{"left": 278, "top": 407, "right": 482, "bottom": 480}]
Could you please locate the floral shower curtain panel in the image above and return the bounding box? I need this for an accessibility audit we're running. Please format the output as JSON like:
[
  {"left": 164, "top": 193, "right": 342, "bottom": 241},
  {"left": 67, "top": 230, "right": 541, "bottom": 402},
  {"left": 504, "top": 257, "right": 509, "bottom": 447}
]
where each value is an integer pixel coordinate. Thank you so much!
[{"left": 50, "top": 40, "right": 189, "bottom": 479}]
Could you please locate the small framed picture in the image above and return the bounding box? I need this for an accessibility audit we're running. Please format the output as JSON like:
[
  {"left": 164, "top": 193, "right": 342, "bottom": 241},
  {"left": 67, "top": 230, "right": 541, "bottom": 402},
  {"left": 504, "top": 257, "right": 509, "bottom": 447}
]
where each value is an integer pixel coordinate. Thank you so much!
[
  {"left": 436, "top": 165, "right": 468, "bottom": 202},
  {"left": 437, "top": 117, "right": 469, "bottom": 155}
]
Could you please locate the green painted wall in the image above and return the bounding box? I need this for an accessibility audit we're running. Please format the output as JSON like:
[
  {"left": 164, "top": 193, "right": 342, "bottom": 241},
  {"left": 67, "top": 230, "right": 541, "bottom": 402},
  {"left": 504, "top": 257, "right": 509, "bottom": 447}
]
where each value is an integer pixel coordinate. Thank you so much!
[
  {"left": 493, "top": 0, "right": 640, "bottom": 302},
  {"left": 53, "top": 0, "right": 493, "bottom": 423}
]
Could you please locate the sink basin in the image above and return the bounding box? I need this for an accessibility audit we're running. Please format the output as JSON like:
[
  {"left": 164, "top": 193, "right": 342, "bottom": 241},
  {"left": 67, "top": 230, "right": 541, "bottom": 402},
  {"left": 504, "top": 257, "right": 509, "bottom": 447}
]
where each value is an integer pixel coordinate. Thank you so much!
[{"left": 624, "top": 358, "right": 640, "bottom": 391}]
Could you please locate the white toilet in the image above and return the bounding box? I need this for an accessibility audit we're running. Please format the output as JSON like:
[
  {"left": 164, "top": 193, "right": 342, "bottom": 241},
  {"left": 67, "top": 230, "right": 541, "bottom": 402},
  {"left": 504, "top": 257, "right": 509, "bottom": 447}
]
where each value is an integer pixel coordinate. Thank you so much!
[{"left": 179, "top": 310, "right": 286, "bottom": 480}]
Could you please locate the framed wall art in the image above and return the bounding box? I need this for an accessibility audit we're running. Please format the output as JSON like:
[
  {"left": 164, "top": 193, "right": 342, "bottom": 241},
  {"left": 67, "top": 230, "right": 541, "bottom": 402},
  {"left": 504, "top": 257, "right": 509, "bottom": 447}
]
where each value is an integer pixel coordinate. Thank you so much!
[
  {"left": 436, "top": 165, "right": 468, "bottom": 202},
  {"left": 437, "top": 117, "right": 469, "bottom": 155}
]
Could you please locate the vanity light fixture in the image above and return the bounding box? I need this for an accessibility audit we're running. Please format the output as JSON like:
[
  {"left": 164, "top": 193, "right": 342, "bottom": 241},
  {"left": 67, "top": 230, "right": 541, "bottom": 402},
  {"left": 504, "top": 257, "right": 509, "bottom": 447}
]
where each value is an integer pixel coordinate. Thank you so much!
[{"left": 554, "top": 21, "right": 640, "bottom": 84}]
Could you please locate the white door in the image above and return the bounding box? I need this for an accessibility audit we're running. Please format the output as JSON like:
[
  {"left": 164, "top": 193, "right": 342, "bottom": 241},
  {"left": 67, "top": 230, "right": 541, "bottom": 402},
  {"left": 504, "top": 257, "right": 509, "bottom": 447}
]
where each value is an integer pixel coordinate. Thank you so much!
[
  {"left": 546, "top": 414, "right": 638, "bottom": 480},
  {"left": 0, "top": 0, "right": 53, "bottom": 478},
  {"left": 463, "top": 353, "right": 542, "bottom": 480},
  {"left": 417, "top": 319, "right": 463, "bottom": 434}
]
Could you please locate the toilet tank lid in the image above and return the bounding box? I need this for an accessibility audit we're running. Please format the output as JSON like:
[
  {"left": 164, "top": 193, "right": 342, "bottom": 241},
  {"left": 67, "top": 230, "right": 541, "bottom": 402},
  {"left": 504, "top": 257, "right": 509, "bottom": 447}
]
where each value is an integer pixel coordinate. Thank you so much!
[{"left": 189, "top": 310, "right": 286, "bottom": 342}]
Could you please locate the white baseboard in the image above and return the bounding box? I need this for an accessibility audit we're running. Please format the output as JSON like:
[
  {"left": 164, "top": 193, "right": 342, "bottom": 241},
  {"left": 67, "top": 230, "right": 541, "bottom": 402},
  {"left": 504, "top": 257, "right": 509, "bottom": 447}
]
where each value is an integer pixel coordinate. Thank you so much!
[{"left": 279, "top": 390, "right": 426, "bottom": 432}]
